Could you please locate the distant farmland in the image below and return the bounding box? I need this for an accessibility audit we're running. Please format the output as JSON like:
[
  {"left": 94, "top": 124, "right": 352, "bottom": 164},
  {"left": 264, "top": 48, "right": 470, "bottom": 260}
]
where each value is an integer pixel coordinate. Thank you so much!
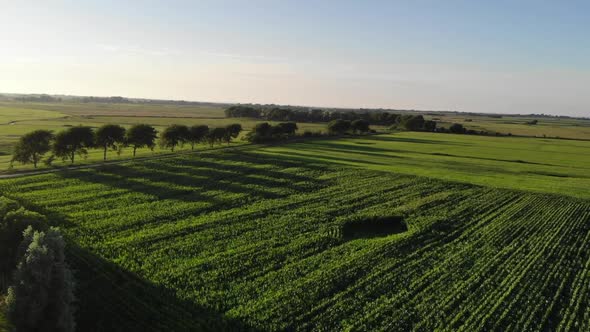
[{"left": 0, "top": 133, "right": 588, "bottom": 331}]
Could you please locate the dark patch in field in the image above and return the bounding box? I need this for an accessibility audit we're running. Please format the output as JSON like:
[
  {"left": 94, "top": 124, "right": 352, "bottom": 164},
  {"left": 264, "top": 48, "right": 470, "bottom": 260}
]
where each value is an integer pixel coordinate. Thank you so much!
[
  {"left": 343, "top": 216, "right": 407, "bottom": 239},
  {"left": 369, "top": 135, "right": 472, "bottom": 146},
  {"left": 528, "top": 171, "right": 570, "bottom": 178},
  {"left": 430, "top": 152, "right": 555, "bottom": 166}
]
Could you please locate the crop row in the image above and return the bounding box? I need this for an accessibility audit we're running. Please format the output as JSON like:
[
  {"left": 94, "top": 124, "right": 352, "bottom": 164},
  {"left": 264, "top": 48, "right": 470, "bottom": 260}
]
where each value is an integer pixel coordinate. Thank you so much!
[{"left": 0, "top": 149, "right": 588, "bottom": 331}]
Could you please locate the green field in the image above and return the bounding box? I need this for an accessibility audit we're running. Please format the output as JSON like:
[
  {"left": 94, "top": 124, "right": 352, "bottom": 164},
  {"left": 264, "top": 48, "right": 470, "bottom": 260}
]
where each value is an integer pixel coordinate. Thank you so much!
[
  {"left": 0, "top": 133, "right": 588, "bottom": 331},
  {"left": 260, "top": 132, "right": 590, "bottom": 198},
  {"left": 428, "top": 113, "right": 590, "bottom": 140},
  {"left": 0, "top": 103, "right": 329, "bottom": 172}
]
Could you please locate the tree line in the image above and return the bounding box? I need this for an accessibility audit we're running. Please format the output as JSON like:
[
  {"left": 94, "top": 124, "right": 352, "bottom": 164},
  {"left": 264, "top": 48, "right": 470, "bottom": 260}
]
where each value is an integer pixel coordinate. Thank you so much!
[
  {"left": 244, "top": 122, "right": 299, "bottom": 143},
  {"left": 11, "top": 123, "right": 243, "bottom": 168},
  {"left": 225, "top": 106, "right": 401, "bottom": 126},
  {"left": 226, "top": 106, "right": 440, "bottom": 132}
]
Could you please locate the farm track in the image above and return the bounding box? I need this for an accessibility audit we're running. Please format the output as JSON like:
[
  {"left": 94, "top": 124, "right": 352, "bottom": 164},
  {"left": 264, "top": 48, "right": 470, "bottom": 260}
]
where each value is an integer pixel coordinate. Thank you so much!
[{"left": 0, "top": 147, "right": 589, "bottom": 331}]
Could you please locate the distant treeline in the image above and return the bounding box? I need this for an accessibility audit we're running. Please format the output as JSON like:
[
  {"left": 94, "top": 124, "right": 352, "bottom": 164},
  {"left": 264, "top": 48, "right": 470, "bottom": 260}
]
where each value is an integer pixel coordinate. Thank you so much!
[
  {"left": 225, "top": 106, "right": 426, "bottom": 126},
  {"left": 81, "top": 96, "right": 132, "bottom": 103},
  {"left": 15, "top": 94, "right": 63, "bottom": 103}
]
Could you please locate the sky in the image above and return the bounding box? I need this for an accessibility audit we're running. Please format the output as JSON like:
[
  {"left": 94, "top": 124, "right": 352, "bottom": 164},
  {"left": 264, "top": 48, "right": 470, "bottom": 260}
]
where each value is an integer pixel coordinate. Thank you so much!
[{"left": 1, "top": 0, "right": 589, "bottom": 116}]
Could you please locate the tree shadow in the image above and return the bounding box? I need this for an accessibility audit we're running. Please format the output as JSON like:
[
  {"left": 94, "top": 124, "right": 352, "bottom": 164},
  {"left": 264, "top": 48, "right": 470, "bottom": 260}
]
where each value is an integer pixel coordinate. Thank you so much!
[
  {"left": 367, "top": 135, "right": 472, "bottom": 146},
  {"left": 254, "top": 149, "right": 394, "bottom": 167},
  {"left": 69, "top": 243, "right": 258, "bottom": 332},
  {"left": 55, "top": 152, "right": 327, "bottom": 205},
  {"left": 10, "top": 199, "right": 261, "bottom": 332}
]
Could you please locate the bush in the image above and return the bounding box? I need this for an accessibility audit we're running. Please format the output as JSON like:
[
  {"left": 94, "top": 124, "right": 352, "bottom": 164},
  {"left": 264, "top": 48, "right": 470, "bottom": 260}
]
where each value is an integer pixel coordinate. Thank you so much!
[
  {"left": 0, "top": 207, "right": 48, "bottom": 273},
  {"left": 0, "top": 197, "right": 19, "bottom": 219},
  {"left": 449, "top": 123, "right": 466, "bottom": 134},
  {"left": 245, "top": 122, "right": 301, "bottom": 143},
  {"left": 327, "top": 120, "right": 351, "bottom": 135}
]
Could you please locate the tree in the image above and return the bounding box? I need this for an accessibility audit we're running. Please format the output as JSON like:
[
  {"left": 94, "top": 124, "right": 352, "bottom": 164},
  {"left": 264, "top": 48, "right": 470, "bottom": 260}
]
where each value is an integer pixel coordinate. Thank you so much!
[
  {"left": 126, "top": 124, "right": 158, "bottom": 156},
  {"left": 0, "top": 207, "right": 49, "bottom": 276},
  {"left": 95, "top": 124, "right": 126, "bottom": 161},
  {"left": 160, "top": 124, "right": 190, "bottom": 152},
  {"left": 399, "top": 115, "right": 425, "bottom": 131},
  {"left": 449, "top": 123, "right": 466, "bottom": 134},
  {"left": 188, "top": 125, "right": 209, "bottom": 150},
  {"left": 6, "top": 226, "right": 76, "bottom": 332},
  {"left": 223, "top": 124, "right": 243, "bottom": 145},
  {"left": 52, "top": 126, "right": 94, "bottom": 164},
  {"left": 207, "top": 128, "right": 227, "bottom": 147},
  {"left": 10, "top": 130, "right": 54, "bottom": 168},
  {"left": 276, "top": 122, "right": 298, "bottom": 137},
  {"left": 253, "top": 122, "right": 273, "bottom": 137},
  {"left": 351, "top": 119, "right": 370, "bottom": 134},
  {"left": 327, "top": 119, "right": 351, "bottom": 135},
  {"left": 424, "top": 120, "right": 437, "bottom": 132}
]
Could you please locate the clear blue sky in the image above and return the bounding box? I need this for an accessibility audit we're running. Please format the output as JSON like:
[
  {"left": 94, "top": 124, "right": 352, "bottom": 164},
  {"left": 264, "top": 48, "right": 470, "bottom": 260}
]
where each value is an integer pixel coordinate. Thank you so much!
[{"left": 2, "top": 0, "right": 589, "bottom": 116}]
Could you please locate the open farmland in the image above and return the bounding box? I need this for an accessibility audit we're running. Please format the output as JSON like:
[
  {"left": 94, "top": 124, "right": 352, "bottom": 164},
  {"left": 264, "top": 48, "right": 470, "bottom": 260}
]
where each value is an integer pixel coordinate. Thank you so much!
[
  {"left": 427, "top": 113, "right": 590, "bottom": 140},
  {"left": 259, "top": 132, "right": 590, "bottom": 198},
  {"left": 0, "top": 103, "right": 329, "bottom": 172},
  {"left": 0, "top": 135, "right": 589, "bottom": 331}
]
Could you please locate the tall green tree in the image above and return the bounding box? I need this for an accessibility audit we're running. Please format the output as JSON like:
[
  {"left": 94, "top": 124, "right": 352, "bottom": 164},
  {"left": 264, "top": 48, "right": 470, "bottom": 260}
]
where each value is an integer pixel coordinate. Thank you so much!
[
  {"left": 223, "top": 124, "right": 243, "bottom": 145},
  {"left": 327, "top": 119, "right": 351, "bottom": 135},
  {"left": 188, "top": 125, "right": 209, "bottom": 150},
  {"left": 52, "top": 126, "right": 94, "bottom": 164},
  {"left": 126, "top": 124, "right": 158, "bottom": 156},
  {"left": 207, "top": 128, "right": 226, "bottom": 147},
  {"left": 351, "top": 119, "right": 370, "bottom": 134},
  {"left": 6, "top": 226, "right": 76, "bottom": 332},
  {"left": 399, "top": 115, "right": 425, "bottom": 131},
  {"left": 276, "top": 122, "right": 298, "bottom": 137},
  {"left": 424, "top": 120, "right": 437, "bottom": 132},
  {"left": 253, "top": 122, "right": 272, "bottom": 136},
  {"left": 449, "top": 123, "right": 466, "bottom": 134},
  {"left": 95, "top": 124, "right": 126, "bottom": 161},
  {"left": 160, "top": 124, "right": 190, "bottom": 152},
  {"left": 11, "top": 130, "right": 54, "bottom": 168},
  {"left": 0, "top": 207, "right": 49, "bottom": 272}
]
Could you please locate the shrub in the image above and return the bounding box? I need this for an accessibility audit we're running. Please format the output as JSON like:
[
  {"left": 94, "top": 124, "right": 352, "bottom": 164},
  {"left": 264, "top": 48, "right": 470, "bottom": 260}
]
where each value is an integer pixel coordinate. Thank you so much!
[
  {"left": 0, "top": 208, "right": 48, "bottom": 273},
  {"left": 327, "top": 119, "right": 351, "bottom": 135},
  {"left": 0, "top": 197, "right": 19, "bottom": 219}
]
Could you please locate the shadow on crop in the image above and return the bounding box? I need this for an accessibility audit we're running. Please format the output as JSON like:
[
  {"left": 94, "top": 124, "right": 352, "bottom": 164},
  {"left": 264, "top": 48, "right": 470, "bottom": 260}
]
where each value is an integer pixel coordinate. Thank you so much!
[
  {"left": 6, "top": 200, "right": 261, "bottom": 332},
  {"left": 55, "top": 150, "right": 329, "bottom": 205},
  {"left": 342, "top": 216, "right": 408, "bottom": 240}
]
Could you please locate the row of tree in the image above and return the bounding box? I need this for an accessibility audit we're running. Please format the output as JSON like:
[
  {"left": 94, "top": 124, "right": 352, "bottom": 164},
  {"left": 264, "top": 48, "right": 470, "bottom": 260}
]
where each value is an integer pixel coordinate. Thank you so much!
[
  {"left": 225, "top": 106, "right": 400, "bottom": 125},
  {"left": 327, "top": 119, "right": 371, "bottom": 135},
  {"left": 11, "top": 123, "right": 243, "bottom": 168},
  {"left": 225, "top": 106, "right": 440, "bottom": 132},
  {"left": 244, "top": 122, "right": 298, "bottom": 143}
]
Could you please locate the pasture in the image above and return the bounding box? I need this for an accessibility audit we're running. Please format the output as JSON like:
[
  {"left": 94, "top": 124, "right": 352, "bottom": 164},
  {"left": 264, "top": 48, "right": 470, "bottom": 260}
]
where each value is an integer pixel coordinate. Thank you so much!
[
  {"left": 0, "top": 134, "right": 588, "bottom": 331},
  {"left": 261, "top": 132, "right": 590, "bottom": 198},
  {"left": 428, "top": 113, "right": 590, "bottom": 140},
  {"left": 0, "top": 103, "right": 328, "bottom": 172}
]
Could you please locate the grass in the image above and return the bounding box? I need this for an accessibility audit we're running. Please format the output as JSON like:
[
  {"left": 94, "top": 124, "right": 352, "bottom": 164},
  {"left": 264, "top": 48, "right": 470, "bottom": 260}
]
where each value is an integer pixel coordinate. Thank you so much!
[
  {"left": 1, "top": 101, "right": 589, "bottom": 330},
  {"left": 0, "top": 103, "right": 329, "bottom": 172},
  {"left": 259, "top": 131, "right": 590, "bottom": 198},
  {"left": 0, "top": 137, "right": 588, "bottom": 330},
  {"left": 429, "top": 113, "right": 590, "bottom": 139}
]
